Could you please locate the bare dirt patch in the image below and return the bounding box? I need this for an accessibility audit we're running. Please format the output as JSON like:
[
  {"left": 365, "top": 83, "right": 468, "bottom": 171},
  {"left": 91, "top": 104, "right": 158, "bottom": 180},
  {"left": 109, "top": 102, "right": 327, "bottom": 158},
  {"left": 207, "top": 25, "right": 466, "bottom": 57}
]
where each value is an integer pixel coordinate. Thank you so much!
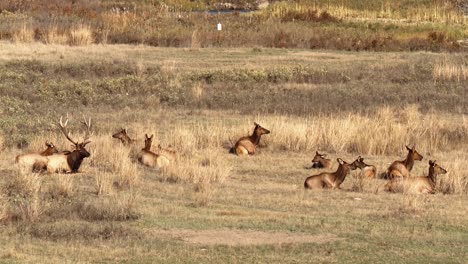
[{"left": 152, "top": 228, "right": 341, "bottom": 246}]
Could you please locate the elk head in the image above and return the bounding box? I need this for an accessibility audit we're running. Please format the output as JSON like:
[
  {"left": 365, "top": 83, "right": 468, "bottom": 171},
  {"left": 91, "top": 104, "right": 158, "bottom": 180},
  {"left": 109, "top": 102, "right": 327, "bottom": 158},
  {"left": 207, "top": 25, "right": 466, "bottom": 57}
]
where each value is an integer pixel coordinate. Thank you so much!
[
  {"left": 42, "top": 141, "right": 59, "bottom": 155},
  {"left": 253, "top": 122, "right": 270, "bottom": 136},
  {"left": 406, "top": 145, "right": 423, "bottom": 161},
  {"left": 58, "top": 116, "right": 93, "bottom": 172},
  {"left": 351, "top": 155, "right": 367, "bottom": 169},
  {"left": 112, "top": 128, "right": 133, "bottom": 145},
  {"left": 312, "top": 151, "right": 327, "bottom": 163},
  {"left": 143, "top": 134, "right": 153, "bottom": 151},
  {"left": 429, "top": 160, "right": 447, "bottom": 176}
]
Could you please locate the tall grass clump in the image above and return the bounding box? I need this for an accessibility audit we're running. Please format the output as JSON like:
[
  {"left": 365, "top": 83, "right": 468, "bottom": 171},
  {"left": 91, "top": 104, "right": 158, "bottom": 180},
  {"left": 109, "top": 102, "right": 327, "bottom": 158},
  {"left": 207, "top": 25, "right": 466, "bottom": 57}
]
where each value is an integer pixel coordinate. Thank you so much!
[
  {"left": 45, "top": 26, "right": 68, "bottom": 45},
  {"left": 252, "top": 105, "right": 467, "bottom": 155},
  {"left": 437, "top": 158, "right": 468, "bottom": 194},
  {"left": 1, "top": 172, "right": 44, "bottom": 222},
  {"left": 433, "top": 61, "right": 468, "bottom": 82},
  {"left": 68, "top": 24, "right": 94, "bottom": 46},
  {"left": 161, "top": 151, "right": 231, "bottom": 205},
  {"left": 90, "top": 135, "right": 140, "bottom": 189},
  {"left": 12, "top": 23, "right": 35, "bottom": 43}
]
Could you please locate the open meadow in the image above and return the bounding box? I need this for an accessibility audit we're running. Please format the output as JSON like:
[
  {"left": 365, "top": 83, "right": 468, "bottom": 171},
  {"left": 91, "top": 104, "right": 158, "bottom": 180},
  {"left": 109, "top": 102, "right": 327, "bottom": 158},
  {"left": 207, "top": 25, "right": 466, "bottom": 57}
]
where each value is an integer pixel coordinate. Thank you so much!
[
  {"left": 0, "top": 2, "right": 467, "bottom": 263},
  {"left": 0, "top": 42, "right": 467, "bottom": 263}
]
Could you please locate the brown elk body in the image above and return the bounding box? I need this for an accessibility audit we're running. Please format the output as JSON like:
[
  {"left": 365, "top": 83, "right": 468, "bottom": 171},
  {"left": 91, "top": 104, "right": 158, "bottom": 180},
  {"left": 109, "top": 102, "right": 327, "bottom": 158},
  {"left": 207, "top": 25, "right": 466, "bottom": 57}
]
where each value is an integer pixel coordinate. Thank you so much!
[
  {"left": 112, "top": 128, "right": 135, "bottom": 145},
  {"left": 137, "top": 134, "right": 170, "bottom": 168},
  {"left": 385, "top": 160, "right": 447, "bottom": 194},
  {"left": 15, "top": 142, "right": 58, "bottom": 172},
  {"left": 230, "top": 122, "right": 270, "bottom": 156},
  {"left": 43, "top": 117, "right": 92, "bottom": 173},
  {"left": 304, "top": 158, "right": 357, "bottom": 190},
  {"left": 310, "top": 151, "right": 332, "bottom": 169},
  {"left": 382, "top": 145, "right": 423, "bottom": 179},
  {"left": 157, "top": 144, "right": 177, "bottom": 162},
  {"left": 353, "top": 156, "right": 377, "bottom": 178}
]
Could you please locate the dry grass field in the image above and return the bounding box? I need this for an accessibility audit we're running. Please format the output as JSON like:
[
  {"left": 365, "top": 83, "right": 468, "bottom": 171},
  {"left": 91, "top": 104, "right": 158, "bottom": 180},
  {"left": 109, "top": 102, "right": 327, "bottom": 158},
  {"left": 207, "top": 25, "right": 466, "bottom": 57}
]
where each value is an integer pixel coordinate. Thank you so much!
[{"left": 0, "top": 42, "right": 467, "bottom": 263}]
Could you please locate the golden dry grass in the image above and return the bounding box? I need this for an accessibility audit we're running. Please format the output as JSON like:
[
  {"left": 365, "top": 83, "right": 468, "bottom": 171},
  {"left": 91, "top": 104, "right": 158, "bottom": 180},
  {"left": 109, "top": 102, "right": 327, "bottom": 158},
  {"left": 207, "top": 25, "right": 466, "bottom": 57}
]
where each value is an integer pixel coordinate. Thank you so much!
[
  {"left": 433, "top": 61, "right": 468, "bottom": 82},
  {"left": 68, "top": 24, "right": 94, "bottom": 46}
]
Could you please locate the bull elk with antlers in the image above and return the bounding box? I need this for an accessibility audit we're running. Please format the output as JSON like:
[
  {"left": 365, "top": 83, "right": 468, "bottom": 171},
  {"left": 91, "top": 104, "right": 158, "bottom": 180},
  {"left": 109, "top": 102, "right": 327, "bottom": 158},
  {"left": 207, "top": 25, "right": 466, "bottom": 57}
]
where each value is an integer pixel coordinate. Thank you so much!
[
  {"left": 15, "top": 142, "right": 59, "bottom": 172},
  {"left": 41, "top": 116, "right": 93, "bottom": 173}
]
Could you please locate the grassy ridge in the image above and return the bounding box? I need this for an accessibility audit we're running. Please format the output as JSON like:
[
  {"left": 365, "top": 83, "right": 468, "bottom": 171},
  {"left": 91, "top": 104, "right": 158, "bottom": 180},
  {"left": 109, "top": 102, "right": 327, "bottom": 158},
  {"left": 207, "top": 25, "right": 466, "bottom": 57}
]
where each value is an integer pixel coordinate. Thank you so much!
[{"left": 0, "top": 0, "right": 466, "bottom": 51}]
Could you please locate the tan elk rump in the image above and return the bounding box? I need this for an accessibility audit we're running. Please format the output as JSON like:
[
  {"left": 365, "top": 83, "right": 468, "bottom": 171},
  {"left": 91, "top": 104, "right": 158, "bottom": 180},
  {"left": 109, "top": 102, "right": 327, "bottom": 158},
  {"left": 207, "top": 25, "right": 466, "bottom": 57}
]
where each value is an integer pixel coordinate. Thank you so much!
[
  {"left": 230, "top": 122, "right": 270, "bottom": 156},
  {"left": 15, "top": 142, "right": 58, "bottom": 172},
  {"left": 304, "top": 158, "right": 357, "bottom": 190},
  {"left": 385, "top": 160, "right": 447, "bottom": 194}
]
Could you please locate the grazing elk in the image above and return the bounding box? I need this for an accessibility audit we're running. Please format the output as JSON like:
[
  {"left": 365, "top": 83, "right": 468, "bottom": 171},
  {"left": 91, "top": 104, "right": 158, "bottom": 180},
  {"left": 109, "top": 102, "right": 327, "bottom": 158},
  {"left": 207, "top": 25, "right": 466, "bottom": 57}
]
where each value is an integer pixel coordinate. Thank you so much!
[
  {"left": 42, "top": 116, "right": 93, "bottom": 173},
  {"left": 381, "top": 145, "right": 423, "bottom": 179},
  {"left": 304, "top": 158, "right": 357, "bottom": 190},
  {"left": 15, "top": 142, "right": 59, "bottom": 172},
  {"left": 385, "top": 160, "right": 447, "bottom": 194},
  {"left": 112, "top": 128, "right": 135, "bottom": 145},
  {"left": 137, "top": 134, "right": 170, "bottom": 168},
  {"left": 230, "top": 122, "right": 270, "bottom": 156},
  {"left": 352, "top": 156, "right": 377, "bottom": 178},
  {"left": 309, "top": 151, "right": 332, "bottom": 169}
]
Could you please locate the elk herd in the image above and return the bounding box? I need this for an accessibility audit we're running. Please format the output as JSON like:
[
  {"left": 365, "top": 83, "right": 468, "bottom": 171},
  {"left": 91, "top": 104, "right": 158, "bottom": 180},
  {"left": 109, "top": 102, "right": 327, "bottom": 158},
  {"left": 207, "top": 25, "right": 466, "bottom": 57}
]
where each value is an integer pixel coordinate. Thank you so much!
[{"left": 14, "top": 120, "right": 448, "bottom": 195}]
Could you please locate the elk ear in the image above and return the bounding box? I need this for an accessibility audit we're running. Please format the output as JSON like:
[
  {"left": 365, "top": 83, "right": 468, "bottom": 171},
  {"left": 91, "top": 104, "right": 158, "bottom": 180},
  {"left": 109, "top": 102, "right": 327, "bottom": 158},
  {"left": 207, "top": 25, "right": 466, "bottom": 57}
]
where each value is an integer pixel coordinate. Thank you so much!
[
  {"left": 429, "top": 160, "right": 435, "bottom": 166},
  {"left": 315, "top": 151, "right": 319, "bottom": 155},
  {"left": 254, "top": 122, "right": 259, "bottom": 127},
  {"left": 150, "top": 134, "right": 154, "bottom": 139},
  {"left": 124, "top": 128, "right": 127, "bottom": 133},
  {"left": 406, "top": 145, "right": 411, "bottom": 151},
  {"left": 145, "top": 134, "right": 148, "bottom": 139},
  {"left": 337, "top": 158, "right": 343, "bottom": 164}
]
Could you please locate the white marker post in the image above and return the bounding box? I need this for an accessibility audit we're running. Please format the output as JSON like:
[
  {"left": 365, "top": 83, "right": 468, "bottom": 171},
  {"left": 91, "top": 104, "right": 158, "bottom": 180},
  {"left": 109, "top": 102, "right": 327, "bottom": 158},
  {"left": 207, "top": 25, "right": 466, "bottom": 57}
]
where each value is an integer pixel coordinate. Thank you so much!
[{"left": 217, "top": 22, "right": 222, "bottom": 31}]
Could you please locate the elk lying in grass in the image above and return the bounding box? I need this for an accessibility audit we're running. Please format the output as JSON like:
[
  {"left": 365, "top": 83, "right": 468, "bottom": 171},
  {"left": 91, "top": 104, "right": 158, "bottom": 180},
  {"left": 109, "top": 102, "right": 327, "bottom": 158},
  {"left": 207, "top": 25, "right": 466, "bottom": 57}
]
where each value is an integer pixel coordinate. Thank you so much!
[
  {"left": 385, "top": 160, "right": 447, "bottom": 194},
  {"left": 230, "top": 122, "right": 270, "bottom": 156},
  {"left": 137, "top": 134, "right": 170, "bottom": 168},
  {"left": 304, "top": 158, "right": 357, "bottom": 190},
  {"left": 382, "top": 145, "right": 423, "bottom": 179},
  {"left": 309, "top": 151, "right": 332, "bottom": 169},
  {"left": 15, "top": 142, "right": 59, "bottom": 172},
  {"left": 112, "top": 128, "right": 135, "bottom": 145},
  {"left": 41, "top": 116, "right": 93, "bottom": 173},
  {"left": 157, "top": 144, "right": 177, "bottom": 162},
  {"left": 353, "top": 156, "right": 377, "bottom": 178}
]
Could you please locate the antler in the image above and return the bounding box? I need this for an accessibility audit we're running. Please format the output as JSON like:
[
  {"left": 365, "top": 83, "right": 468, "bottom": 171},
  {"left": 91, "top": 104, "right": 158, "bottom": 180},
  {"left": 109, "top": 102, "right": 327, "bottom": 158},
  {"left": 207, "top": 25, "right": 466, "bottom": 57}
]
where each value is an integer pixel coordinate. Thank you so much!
[
  {"left": 81, "top": 116, "right": 93, "bottom": 145},
  {"left": 58, "top": 116, "right": 78, "bottom": 145}
]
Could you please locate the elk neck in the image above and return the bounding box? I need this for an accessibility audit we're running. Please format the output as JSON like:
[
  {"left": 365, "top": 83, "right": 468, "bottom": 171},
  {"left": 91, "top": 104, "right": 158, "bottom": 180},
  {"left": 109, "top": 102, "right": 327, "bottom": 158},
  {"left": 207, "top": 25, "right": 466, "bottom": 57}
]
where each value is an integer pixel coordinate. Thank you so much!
[
  {"left": 404, "top": 152, "right": 415, "bottom": 171},
  {"left": 66, "top": 151, "right": 86, "bottom": 173},
  {"left": 427, "top": 165, "right": 438, "bottom": 185},
  {"left": 334, "top": 163, "right": 349, "bottom": 183},
  {"left": 250, "top": 129, "right": 262, "bottom": 146},
  {"left": 40, "top": 147, "right": 55, "bottom": 156}
]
